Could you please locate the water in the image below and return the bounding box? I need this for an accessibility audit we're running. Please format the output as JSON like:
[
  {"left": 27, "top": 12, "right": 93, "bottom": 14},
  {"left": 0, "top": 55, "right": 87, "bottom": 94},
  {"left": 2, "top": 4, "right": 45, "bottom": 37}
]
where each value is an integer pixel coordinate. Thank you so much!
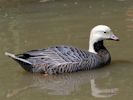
[{"left": 0, "top": 0, "right": 133, "bottom": 100}]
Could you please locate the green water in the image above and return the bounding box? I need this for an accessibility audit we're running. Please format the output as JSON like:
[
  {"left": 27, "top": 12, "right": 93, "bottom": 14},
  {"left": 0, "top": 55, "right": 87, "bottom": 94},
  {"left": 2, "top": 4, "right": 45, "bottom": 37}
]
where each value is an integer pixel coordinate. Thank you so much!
[{"left": 0, "top": 0, "right": 133, "bottom": 100}]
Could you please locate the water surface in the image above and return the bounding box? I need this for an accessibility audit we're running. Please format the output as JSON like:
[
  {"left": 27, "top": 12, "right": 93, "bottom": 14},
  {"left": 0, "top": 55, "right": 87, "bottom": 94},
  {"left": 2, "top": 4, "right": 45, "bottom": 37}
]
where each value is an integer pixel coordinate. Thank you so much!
[{"left": 0, "top": 0, "right": 133, "bottom": 100}]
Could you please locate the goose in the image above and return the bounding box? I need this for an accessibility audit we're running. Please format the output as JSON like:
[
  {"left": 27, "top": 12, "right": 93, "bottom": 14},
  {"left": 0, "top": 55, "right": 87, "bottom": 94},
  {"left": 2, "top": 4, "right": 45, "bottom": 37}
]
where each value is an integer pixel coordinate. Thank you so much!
[{"left": 5, "top": 25, "right": 119, "bottom": 74}]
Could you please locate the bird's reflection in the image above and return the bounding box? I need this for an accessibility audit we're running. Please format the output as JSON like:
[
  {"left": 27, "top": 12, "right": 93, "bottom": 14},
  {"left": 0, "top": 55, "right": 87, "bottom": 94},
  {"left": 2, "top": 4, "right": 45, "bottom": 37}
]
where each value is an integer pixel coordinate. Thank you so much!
[
  {"left": 90, "top": 79, "right": 118, "bottom": 98},
  {"left": 6, "top": 68, "right": 119, "bottom": 98}
]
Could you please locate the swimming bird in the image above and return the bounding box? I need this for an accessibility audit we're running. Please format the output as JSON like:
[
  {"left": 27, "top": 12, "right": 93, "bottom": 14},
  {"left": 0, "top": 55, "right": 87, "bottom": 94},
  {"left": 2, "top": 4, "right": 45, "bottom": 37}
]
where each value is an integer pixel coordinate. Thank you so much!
[{"left": 5, "top": 25, "right": 119, "bottom": 74}]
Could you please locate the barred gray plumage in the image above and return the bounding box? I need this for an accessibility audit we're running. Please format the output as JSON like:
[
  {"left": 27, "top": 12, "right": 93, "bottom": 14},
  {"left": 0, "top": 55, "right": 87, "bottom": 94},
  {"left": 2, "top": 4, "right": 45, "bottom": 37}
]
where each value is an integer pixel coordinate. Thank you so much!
[
  {"left": 5, "top": 44, "right": 110, "bottom": 74},
  {"left": 5, "top": 25, "right": 119, "bottom": 74}
]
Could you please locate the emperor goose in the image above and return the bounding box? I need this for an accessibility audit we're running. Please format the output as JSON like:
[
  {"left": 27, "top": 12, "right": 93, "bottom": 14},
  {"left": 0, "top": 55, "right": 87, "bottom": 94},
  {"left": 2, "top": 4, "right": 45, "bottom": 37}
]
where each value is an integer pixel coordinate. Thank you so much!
[{"left": 5, "top": 25, "right": 119, "bottom": 74}]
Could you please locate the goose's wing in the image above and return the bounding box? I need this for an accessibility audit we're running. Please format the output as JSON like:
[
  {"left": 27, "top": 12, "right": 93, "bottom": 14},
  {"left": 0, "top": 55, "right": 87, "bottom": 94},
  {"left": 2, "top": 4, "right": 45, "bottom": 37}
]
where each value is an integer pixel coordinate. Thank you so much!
[
  {"left": 15, "top": 45, "right": 101, "bottom": 74},
  {"left": 20, "top": 45, "right": 90, "bottom": 64}
]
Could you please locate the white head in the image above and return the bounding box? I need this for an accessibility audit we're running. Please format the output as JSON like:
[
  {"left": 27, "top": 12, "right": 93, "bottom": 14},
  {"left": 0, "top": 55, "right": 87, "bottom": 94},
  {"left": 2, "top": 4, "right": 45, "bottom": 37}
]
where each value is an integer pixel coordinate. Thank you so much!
[{"left": 89, "top": 25, "right": 119, "bottom": 54}]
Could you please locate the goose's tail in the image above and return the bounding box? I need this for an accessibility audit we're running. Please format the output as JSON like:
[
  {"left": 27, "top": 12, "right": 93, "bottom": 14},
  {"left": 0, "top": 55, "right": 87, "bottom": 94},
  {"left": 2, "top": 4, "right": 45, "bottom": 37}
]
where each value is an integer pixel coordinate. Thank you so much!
[
  {"left": 5, "top": 52, "right": 33, "bottom": 72},
  {"left": 5, "top": 52, "right": 32, "bottom": 65}
]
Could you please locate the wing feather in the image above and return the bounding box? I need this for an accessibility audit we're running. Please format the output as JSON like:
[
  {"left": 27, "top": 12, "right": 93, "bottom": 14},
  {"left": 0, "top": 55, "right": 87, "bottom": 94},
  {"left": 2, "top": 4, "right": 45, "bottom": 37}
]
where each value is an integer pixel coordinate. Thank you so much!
[{"left": 18, "top": 45, "right": 101, "bottom": 74}]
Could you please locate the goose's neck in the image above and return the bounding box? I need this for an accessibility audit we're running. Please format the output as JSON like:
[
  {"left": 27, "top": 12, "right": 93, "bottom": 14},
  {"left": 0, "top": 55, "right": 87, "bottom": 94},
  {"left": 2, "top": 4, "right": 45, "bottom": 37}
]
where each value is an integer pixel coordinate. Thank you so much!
[
  {"left": 89, "top": 40, "right": 106, "bottom": 54},
  {"left": 89, "top": 40, "right": 111, "bottom": 64}
]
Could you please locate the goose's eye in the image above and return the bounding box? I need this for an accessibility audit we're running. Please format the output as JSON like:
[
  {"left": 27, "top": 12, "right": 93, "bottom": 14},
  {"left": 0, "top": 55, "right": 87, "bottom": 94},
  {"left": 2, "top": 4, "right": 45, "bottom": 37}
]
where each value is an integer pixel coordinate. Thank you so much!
[{"left": 104, "top": 31, "right": 107, "bottom": 33}]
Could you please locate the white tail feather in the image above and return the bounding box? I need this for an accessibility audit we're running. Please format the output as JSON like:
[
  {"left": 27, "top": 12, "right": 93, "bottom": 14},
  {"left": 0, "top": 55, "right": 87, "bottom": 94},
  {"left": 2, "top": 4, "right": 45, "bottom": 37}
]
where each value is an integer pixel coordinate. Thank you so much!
[{"left": 5, "top": 52, "right": 32, "bottom": 65}]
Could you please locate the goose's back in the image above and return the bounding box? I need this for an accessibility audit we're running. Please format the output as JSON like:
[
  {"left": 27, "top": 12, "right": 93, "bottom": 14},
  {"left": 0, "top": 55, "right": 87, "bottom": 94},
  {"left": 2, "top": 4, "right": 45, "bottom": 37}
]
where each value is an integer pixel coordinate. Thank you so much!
[{"left": 17, "top": 45, "right": 102, "bottom": 74}]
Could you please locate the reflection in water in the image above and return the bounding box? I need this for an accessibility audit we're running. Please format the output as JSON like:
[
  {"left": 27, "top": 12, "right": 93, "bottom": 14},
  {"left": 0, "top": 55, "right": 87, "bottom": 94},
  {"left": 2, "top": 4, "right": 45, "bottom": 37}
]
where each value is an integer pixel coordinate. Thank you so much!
[
  {"left": 40, "top": 0, "right": 51, "bottom": 3},
  {"left": 90, "top": 79, "right": 118, "bottom": 98},
  {"left": 0, "top": 17, "right": 20, "bottom": 54},
  {"left": 8, "top": 18, "right": 20, "bottom": 52},
  {"left": 126, "top": 5, "right": 133, "bottom": 31},
  {"left": 6, "top": 70, "right": 119, "bottom": 98},
  {"left": 111, "top": 60, "right": 133, "bottom": 66}
]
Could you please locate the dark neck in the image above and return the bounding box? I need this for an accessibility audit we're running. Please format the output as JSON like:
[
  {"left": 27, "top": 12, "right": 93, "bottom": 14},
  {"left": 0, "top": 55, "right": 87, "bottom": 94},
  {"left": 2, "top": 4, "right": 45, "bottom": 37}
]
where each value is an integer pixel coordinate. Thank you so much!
[
  {"left": 94, "top": 40, "right": 106, "bottom": 52},
  {"left": 94, "top": 40, "right": 111, "bottom": 64}
]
